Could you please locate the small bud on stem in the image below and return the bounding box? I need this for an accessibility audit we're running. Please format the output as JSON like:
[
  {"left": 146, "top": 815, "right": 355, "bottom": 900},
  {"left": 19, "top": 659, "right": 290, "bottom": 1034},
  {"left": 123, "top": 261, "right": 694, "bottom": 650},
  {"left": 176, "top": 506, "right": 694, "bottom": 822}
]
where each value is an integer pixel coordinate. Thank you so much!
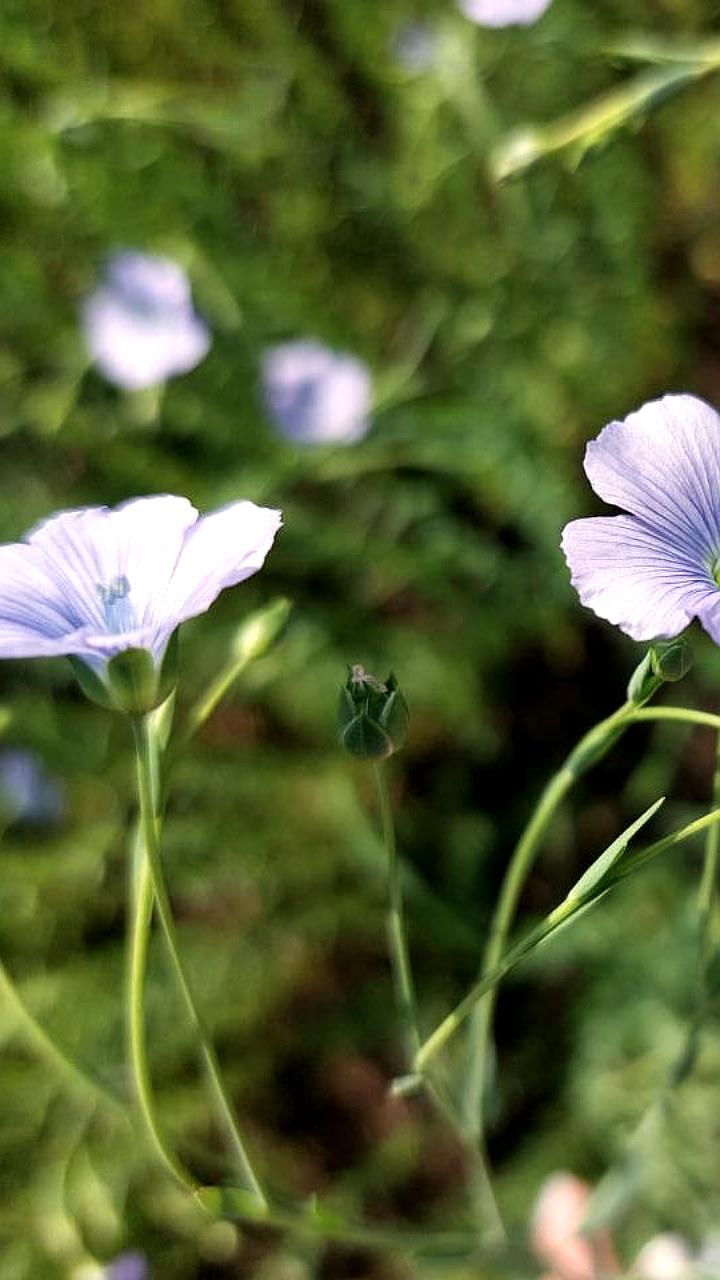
[
  {"left": 627, "top": 639, "right": 692, "bottom": 706},
  {"left": 337, "top": 666, "right": 409, "bottom": 760}
]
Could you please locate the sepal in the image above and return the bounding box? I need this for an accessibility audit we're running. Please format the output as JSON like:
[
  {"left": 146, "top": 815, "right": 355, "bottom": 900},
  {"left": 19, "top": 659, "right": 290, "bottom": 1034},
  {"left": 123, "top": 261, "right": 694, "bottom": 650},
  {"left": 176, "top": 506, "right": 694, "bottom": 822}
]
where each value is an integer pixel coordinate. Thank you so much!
[{"left": 69, "top": 631, "right": 178, "bottom": 715}]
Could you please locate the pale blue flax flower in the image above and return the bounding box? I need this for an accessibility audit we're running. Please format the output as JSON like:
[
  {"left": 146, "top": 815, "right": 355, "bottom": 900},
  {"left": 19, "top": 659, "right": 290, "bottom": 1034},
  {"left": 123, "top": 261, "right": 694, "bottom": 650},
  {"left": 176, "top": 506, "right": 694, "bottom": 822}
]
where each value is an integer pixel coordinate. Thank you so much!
[
  {"left": 0, "top": 495, "right": 281, "bottom": 708},
  {"left": 457, "top": 0, "right": 552, "bottom": 25},
  {"left": 106, "top": 1252, "right": 148, "bottom": 1280},
  {"left": 562, "top": 394, "right": 720, "bottom": 643},
  {"left": 0, "top": 748, "right": 65, "bottom": 827},
  {"left": 262, "top": 339, "right": 372, "bottom": 445},
  {"left": 394, "top": 22, "right": 439, "bottom": 73},
  {"left": 82, "top": 251, "right": 211, "bottom": 390}
]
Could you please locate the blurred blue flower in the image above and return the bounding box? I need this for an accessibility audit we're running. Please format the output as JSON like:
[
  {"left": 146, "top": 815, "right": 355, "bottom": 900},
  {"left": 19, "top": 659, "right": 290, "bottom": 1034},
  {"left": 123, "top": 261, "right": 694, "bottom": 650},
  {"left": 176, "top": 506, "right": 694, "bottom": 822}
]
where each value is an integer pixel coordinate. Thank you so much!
[
  {"left": 0, "top": 749, "right": 64, "bottom": 827},
  {"left": 262, "top": 339, "right": 372, "bottom": 445},
  {"left": 0, "top": 495, "right": 281, "bottom": 675},
  {"left": 106, "top": 1252, "right": 148, "bottom": 1280},
  {"left": 457, "top": 0, "right": 552, "bottom": 25},
  {"left": 82, "top": 250, "right": 211, "bottom": 390},
  {"left": 393, "top": 22, "right": 438, "bottom": 72},
  {"left": 562, "top": 395, "right": 720, "bottom": 643}
]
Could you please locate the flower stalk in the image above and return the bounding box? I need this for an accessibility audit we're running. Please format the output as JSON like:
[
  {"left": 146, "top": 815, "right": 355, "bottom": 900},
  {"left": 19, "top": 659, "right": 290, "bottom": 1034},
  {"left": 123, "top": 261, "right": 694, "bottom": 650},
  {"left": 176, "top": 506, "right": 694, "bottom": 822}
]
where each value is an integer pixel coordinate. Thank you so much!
[
  {"left": 130, "top": 713, "right": 268, "bottom": 1208},
  {"left": 128, "top": 822, "right": 196, "bottom": 1191},
  {"left": 697, "top": 729, "right": 720, "bottom": 1006},
  {"left": 461, "top": 697, "right": 636, "bottom": 1138},
  {"left": 0, "top": 955, "right": 122, "bottom": 1109},
  {"left": 372, "top": 759, "right": 505, "bottom": 1245},
  {"left": 373, "top": 763, "right": 420, "bottom": 1062},
  {"left": 417, "top": 800, "right": 720, "bottom": 1074}
]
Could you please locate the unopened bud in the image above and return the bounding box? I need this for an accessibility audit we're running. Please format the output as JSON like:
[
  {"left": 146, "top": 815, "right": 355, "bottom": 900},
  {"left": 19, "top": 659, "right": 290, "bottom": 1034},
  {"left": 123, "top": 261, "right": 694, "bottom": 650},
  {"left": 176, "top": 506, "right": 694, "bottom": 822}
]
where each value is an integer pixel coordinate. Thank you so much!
[
  {"left": 627, "top": 639, "right": 692, "bottom": 706},
  {"left": 337, "top": 665, "right": 408, "bottom": 760},
  {"left": 650, "top": 638, "right": 692, "bottom": 684}
]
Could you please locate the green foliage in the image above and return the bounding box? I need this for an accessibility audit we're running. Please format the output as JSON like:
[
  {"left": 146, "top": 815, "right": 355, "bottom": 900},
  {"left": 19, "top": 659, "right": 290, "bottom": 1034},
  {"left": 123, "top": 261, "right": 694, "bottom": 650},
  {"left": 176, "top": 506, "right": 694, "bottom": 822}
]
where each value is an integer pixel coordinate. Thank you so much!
[{"left": 2, "top": 0, "right": 720, "bottom": 1276}]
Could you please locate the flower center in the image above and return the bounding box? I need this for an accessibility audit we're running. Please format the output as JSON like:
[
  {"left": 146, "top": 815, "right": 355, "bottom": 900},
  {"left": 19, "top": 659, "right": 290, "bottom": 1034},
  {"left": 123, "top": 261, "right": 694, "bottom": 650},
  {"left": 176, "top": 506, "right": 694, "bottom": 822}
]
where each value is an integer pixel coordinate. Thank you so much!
[
  {"left": 712, "top": 559, "right": 720, "bottom": 588},
  {"left": 97, "top": 575, "right": 134, "bottom": 633}
]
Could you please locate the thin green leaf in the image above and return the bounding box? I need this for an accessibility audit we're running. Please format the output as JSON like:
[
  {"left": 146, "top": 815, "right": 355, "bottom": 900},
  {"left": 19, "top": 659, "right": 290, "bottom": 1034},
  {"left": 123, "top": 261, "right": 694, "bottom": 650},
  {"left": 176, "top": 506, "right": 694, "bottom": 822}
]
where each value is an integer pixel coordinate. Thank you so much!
[{"left": 566, "top": 797, "right": 665, "bottom": 901}]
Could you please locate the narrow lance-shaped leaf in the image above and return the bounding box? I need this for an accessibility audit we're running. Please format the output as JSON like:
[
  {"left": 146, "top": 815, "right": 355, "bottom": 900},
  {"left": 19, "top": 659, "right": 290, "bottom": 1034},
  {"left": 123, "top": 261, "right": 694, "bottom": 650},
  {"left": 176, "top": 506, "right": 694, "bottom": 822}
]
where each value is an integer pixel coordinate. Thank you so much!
[
  {"left": 414, "top": 798, "right": 668, "bottom": 1072},
  {"left": 566, "top": 797, "right": 665, "bottom": 901}
]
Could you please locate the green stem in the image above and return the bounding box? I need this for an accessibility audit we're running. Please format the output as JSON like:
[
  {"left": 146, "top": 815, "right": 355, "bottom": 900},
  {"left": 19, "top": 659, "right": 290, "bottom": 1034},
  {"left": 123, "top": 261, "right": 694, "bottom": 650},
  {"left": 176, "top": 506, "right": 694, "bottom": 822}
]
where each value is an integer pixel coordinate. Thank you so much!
[
  {"left": 417, "top": 900, "right": 574, "bottom": 1073},
  {"left": 461, "top": 700, "right": 720, "bottom": 1135},
  {"left": 373, "top": 763, "right": 505, "bottom": 1245},
  {"left": 128, "top": 830, "right": 197, "bottom": 1190},
  {"left": 182, "top": 655, "right": 255, "bottom": 746},
  {"left": 0, "top": 957, "right": 122, "bottom": 1109},
  {"left": 631, "top": 707, "right": 720, "bottom": 731},
  {"left": 425, "top": 1073, "right": 506, "bottom": 1247},
  {"left": 587, "top": 730, "right": 720, "bottom": 1221},
  {"left": 374, "top": 763, "right": 421, "bottom": 1060},
  {"left": 131, "top": 714, "right": 268, "bottom": 1208},
  {"left": 462, "top": 700, "right": 635, "bottom": 1136},
  {"left": 180, "top": 598, "right": 291, "bottom": 746},
  {"left": 697, "top": 729, "right": 720, "bottom": 999},
  {"left": 198, "top": 1184, "right": 488, "bottom": 1255},
  {"left": 492, "top": 60, "right": 717, "bottom": 181},
  {"left": 417, "top": 799, "right": 720, "bottom": 1073}
]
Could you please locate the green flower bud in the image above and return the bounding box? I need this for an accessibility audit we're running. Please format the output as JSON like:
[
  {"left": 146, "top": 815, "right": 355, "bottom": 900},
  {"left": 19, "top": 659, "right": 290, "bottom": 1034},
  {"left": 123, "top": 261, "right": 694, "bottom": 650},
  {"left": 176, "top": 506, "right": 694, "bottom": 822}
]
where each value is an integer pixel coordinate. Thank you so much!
[
  {"left": 627, "top": 639, "right": 692, "bottom": 706},
  {"left": 650, "top": 638, "right": 692, "bottom": 684},
  {"left": 337, "top": 665, "right": 409, "bottom": 760},
  {"left": 627, "top": 651, "right": 659, "bottom": 706}
]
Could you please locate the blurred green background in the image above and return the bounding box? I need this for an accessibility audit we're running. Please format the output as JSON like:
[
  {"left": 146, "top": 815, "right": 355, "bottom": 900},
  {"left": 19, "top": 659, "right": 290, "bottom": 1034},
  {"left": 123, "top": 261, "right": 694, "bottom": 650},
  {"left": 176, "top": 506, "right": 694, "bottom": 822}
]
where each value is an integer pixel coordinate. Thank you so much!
[{"left": 2, "top": 0, "right": 720, "bottom": 1276}]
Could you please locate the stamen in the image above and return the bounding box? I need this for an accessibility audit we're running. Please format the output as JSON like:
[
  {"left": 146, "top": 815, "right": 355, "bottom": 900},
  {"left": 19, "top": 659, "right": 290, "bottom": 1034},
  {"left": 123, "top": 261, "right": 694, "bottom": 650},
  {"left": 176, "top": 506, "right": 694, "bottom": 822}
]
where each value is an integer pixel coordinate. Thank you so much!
[{"left": 97, "top": 575, "right": 134, "bottom": 632}]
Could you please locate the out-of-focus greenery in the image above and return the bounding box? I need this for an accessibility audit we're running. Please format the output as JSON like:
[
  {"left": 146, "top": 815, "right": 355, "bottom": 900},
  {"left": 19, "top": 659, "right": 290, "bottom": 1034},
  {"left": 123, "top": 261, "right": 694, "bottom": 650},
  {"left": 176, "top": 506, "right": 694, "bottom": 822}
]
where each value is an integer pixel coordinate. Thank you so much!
[{"left": 2, "top": 1, "right": 720, "bottom": 1276}]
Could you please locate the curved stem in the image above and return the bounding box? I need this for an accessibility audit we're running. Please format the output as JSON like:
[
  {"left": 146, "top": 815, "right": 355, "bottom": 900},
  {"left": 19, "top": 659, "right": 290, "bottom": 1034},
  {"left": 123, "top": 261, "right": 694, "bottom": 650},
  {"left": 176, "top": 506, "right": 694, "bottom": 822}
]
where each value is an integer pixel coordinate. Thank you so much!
[
  {"left": 416, "top": 802, "right": 720, "bottom": 1072},
  {"left": 588, "top": 727, "right": 720, "bottom": 1221},
  {"left": 128, "top": 833, "right": 197, "bottom": 1190},
  {"left": 374, "top": 764, "right": 420, "bottom": 1060},
  {"left": 0, "top": 956, "right": 122, "bottom": 1109},
  {"left": 461, "top": 699, "right": 718, "bottom": 1136},
  {"left": 462, "top": 764, "right": 575, "bottom": 1134},
  {"left": 373, "top": 763, "right": 505, "bottom": 1245},
  {"left": 131, "top": 715, "right": 268, "bottom": 1209},
  {"left": 198, "top": 1184, "right": 488, "bottom": 1255},
  {"left": 631, "top": 707, "right": 720, "bottom": 731},
  {"left": 462, "top": 699, "right": 635, "bottom": 1138},
  {"left": 697, "top": 729, "right": 720, "bottom": 1002}
]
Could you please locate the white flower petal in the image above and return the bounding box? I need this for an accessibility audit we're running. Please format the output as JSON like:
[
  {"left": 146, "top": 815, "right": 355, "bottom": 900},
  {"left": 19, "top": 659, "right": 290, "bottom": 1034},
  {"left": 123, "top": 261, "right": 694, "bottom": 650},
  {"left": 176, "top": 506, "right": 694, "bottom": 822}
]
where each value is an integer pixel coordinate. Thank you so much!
[
  {"left": 561, "top": 514, "right": 714, "bottom": 641},
  {"left": 584, "top": 394, "right": 720, "bottom": 558},
  {"left": 0, "top": 543, "right": 82, "bottom": 654},
  {"left": 458, "top": 0, "right": 552, "bottom": 26},
  {"left": 161, "top": 501, "right": 282, "bottom": 627},
  {"left": 27, "top": 496, "right": 199, "bottom": 637}
]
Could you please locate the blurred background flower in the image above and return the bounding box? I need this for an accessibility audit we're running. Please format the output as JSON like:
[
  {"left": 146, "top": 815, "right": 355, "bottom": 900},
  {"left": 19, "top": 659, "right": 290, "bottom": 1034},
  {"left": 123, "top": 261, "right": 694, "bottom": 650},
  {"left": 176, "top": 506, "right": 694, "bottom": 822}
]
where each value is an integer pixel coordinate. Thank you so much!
[
  {"left": 532, "top": 1173, "right": 618, "bottom": 1279},
  {"left": 82, "top": 251, "right": 210, "bottom": 390},
  {"left": 393, "top": 22, "right": 439, "bottom": 74},
  {"left": 0, "top": 748, "right": 64, "bottom": 828},
  {"left": 105, "top": 1253, "right": 148, "bottom": 1280},
  {"left": 261, "top": 339, "right": 373, "bottom": 445},
  {"left": 634, "top": 1234, "right": 695, "bottom": 1279},
  {"left": 457, "top": 0, "right": 553, "bottom": 25}
]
